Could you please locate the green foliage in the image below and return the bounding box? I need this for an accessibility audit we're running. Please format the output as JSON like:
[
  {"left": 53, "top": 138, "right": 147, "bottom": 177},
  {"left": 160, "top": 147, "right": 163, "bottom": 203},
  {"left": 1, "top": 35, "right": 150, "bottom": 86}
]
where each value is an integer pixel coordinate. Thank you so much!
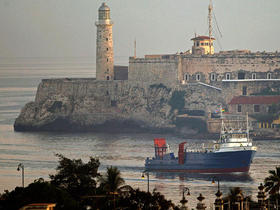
[
  {"left": 250, "top": 113, "right": 277, "bottom": 123},
  {"left": 0, "top": 179, "right": 78, "bottom": 210},
  {"left": 50, "top": 154, "right": 100, "bottom": 199},
  {"left": 175, "top": 117, "right": 207, "bottom": 132},
  {"left": 251, "top": 87, "right": 280, "bottom": 96},
  {"left": 264, "top": 167, "right": 280, "bottom": 195},
  {"left": 117, "top": 188, "right": 178, "bottom": 210},
  {"left": 99, "top": 166, "right": 125, "bottom": 193},
  {"left": 169, "top": 90, "right": 186, "bottom": 111},
  {"left": 149, "top": 83, "right": 170, "bottom": 92}
]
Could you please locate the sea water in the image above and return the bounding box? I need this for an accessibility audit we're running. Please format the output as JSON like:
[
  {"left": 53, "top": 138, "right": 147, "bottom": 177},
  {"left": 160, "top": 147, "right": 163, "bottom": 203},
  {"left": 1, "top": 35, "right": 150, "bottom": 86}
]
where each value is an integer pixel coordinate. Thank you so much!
[{"left": 0, "top": 59, "right": 279, "bottom": 208}]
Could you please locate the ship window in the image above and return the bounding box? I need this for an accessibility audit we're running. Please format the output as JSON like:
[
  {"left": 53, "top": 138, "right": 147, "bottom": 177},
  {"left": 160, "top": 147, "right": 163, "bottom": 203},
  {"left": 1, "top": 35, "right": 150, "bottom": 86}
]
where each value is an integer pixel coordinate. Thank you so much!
[
  {"left": 254, "top": 104, "right": 260, "bottom": 112},
  {"left": 196, "top": 74, "right": 201, "bottom": 81},
  {"left": 237, "top": 105, "right": 242, "bottom": 113},
  {"left": 252, "top": 73, "right": 256, "bottom": 79},
  {"left": 267, "top": 73, "right": 272, "bottom": 79},
  {"left": 226, "top": 73, "right": 231, "bottom": 80}
]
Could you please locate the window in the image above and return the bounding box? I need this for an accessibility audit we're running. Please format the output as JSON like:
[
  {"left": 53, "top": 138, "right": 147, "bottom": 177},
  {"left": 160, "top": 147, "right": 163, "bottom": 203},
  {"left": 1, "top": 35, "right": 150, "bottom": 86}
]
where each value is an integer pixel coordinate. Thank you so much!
[
  {"left": 210, "top": 73, "right": 216, "bottom": 81},
  {"left": 226, "top": 73, "right": 231, "bottom": 80},
  {"left": 242, "top": 86, "right": 247, "bottom": 96},
  {"left": 238, "top": 72, "right": 245, "bottom": 79},
  {"left": 106, "top": 38, "right": 108, "bottom": 41},
  {"left": 201, "top": 43, "right": 204, "bottom": 46},
  {"left": 267, "top": 73, "right": 272, "bottom": 79},
  {"left": 237, "top": 105, "right": 242, "bottom": 113},
  {"left": 196, "top": 42, "right": 199, "bottom": 47},
  {"left": 106, "top": 48, "right": 109, "bottom": 51},
  {"left": 254, "top": 105, "right": 260, "bottom": 112},
  {"left": 252, "top": 73, "right": 256, "bottom": 79},
  {"left": 107, "top": 68, "right": 109, "bottom": 72},
  {"left": 196, "top": 74, "right": 201, "bottom": 81},
  {"left": 106, "top": 76, "right": 110, "bottom": 80},
  {"left": 107, "top": 58, "right": 109, "bottom": 62},
  {"left": 184, "top": 74, "right": 189, "bottom": 81}
]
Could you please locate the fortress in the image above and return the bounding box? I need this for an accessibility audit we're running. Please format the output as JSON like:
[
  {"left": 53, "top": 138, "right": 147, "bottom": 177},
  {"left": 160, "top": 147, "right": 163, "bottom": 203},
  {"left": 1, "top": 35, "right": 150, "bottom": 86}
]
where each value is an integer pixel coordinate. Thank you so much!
[
  {"left": 94, "top": 3, "right": 280, "bottom": 98},
  {"left": 14, "top": 3, "right": 280, "bottom": 137}
]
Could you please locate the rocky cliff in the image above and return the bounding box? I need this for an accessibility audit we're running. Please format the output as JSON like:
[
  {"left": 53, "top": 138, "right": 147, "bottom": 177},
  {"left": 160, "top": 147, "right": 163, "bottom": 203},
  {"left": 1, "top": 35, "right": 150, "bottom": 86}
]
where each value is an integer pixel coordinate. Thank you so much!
[{"left": 14, "top": 78, "right": 225, "bottom": 135}]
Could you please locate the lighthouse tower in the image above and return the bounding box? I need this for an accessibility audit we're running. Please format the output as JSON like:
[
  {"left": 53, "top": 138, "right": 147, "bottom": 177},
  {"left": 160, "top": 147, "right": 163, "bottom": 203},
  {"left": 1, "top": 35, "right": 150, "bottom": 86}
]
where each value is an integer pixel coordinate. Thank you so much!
[{"left": 95, "top": 3, "right": 114, "bottom": 80}]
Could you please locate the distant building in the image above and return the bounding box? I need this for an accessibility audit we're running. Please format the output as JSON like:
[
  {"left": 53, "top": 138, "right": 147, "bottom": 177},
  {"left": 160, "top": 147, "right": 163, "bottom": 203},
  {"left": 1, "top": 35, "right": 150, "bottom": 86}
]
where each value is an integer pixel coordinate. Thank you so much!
[
  {"left": 191, "top": 35, "right": 215, "bottom": 55},
  {"left": 228, "top": 95, "right": 280, "bottom": 115}
]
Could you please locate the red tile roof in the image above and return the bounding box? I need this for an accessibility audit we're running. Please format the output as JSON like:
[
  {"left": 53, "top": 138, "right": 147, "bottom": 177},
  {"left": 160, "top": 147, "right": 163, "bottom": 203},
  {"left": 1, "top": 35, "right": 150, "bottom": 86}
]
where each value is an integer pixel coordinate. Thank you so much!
[
  {"left": 191, "top": 36, "right": 215, "bottom": 41},
  {"left": 229, "top": 96, "right": 280, "bottom": 105}
]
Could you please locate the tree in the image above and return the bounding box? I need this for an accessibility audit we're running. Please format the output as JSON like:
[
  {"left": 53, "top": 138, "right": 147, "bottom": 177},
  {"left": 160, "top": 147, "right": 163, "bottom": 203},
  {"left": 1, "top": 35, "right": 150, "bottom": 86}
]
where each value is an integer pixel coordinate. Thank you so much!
[
  {"left": 264, "top": 167, "right": 280, "bottom": 195},
  {"left": 50, "top": 154, "right": 100, "bottom": 199},
  {"left": 99, "top": 166, "right": 124, "bottom": 193},
  {"left": 264, "top": 166, "right": 280, "bottom": 207},
  {"left": 0, "top": 178, "right": 78, "bottom": 210},
  {"left": 117, "top": 188, "right": 178, "bottom": 210}
]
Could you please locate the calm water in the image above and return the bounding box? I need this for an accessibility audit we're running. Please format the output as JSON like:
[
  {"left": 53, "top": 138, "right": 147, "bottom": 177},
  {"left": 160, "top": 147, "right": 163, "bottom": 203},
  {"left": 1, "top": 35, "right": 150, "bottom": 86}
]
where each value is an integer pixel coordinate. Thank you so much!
[{"left": 0, "top": 61, "right": 280, "bottom": 208}]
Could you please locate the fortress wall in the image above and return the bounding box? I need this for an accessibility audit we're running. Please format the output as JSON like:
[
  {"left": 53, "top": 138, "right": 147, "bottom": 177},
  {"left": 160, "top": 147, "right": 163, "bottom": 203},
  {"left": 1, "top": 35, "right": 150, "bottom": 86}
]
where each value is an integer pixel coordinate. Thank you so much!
[
  {"left": 181, "top": 53, "right": 280, "bottom": 83},
  {"left": 128, "top": 57, "right": 178, "bottom": 86}
]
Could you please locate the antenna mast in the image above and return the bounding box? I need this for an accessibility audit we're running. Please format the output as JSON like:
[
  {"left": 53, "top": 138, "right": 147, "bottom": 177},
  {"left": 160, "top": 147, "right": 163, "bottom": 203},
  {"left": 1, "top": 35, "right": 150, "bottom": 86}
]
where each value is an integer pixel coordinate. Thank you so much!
[
  {"left": 208, "top": 0, "right": 213, "bottom": 54},
  {"left": 134, "top": 38, "right": 136, "bottom": 58}
]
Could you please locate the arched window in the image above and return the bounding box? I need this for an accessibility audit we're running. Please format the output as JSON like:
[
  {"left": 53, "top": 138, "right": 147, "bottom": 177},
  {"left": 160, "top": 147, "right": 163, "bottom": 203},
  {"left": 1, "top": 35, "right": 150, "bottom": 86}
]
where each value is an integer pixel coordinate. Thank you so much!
[
  {"left": 252, "top": 73, "right": 256, "bottom": 79},
  {"left": 267, "top": 73, "right": 272, "bottom": 79},
  {"left": 226, "top": 73, "right": 231, "bottom": 80},
  {"left": 210, "top": 73, "right": 216, "bottom": 81},
  {"left": 196, "top": 74, "right": 201, "bottom": 81},
  {"left": 184, "top": 74, "right": 189, "bottom": 81},
  {"left": 106, "top": 76, "right": 110, "bottom": 80}
]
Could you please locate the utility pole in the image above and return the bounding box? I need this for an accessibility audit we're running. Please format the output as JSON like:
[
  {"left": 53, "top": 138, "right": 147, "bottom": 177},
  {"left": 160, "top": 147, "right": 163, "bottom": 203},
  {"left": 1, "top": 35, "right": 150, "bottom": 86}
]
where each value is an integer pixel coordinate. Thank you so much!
[{"left": 17, "top": 163, "right": 24, "bottom": 188}]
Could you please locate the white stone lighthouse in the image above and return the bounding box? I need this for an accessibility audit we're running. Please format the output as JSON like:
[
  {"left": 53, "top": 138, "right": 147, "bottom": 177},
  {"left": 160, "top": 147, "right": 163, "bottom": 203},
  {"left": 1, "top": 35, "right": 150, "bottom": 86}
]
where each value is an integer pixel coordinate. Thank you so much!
[{"left": 95, "top": 3, "right": 114, "bottom": 80}]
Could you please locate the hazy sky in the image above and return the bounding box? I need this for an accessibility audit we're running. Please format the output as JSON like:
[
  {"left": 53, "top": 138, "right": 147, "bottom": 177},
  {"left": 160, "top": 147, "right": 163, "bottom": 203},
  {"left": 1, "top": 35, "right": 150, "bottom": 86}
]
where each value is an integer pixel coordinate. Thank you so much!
[{"left": 0, "top": 0, "right": 279, "bottom": 65}]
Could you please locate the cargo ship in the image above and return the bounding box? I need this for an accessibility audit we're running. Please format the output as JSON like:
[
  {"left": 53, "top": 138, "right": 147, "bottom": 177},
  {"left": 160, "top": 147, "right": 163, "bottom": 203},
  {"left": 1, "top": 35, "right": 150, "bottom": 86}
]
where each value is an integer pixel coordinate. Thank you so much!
[{"left": 145, "top": 115, "right": 257, "bottom": 173}]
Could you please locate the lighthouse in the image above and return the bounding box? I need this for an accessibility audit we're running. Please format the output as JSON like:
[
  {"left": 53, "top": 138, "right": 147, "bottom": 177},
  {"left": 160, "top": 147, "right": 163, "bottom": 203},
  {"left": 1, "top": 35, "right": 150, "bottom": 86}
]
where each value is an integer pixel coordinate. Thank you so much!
[{"left": 95, "top": 3, "right": 114, "bottom": 80}]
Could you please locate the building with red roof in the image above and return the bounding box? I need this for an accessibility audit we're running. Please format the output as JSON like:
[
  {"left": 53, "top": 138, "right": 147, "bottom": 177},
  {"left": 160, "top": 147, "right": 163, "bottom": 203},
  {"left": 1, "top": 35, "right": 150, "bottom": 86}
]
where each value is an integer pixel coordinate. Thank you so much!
[{"left": 228, "top": 95, "right": 280, "bottom": 115}]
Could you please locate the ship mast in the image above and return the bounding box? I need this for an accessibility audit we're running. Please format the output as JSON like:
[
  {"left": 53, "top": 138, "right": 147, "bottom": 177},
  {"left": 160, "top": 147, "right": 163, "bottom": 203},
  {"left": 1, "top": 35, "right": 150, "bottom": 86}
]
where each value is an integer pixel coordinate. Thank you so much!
[
  {"left": 246, "top": 112, "right": 250, "bottom": 140},
  {"left": 208, "top": 0, "right": 213, "bottom": 54}
]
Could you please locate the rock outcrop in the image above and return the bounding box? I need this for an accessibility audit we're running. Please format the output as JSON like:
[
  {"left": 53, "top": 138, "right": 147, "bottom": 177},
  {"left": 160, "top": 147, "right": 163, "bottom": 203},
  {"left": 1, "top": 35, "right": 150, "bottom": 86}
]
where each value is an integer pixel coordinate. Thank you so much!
[{"left": 14, "top": 78, "right": 225, "bottom": 135}]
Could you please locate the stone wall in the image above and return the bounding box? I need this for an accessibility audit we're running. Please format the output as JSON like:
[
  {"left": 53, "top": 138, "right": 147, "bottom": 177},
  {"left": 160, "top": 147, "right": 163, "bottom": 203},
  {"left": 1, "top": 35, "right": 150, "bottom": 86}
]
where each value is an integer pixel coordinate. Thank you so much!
[
  {"left": 128, "top": 52, "right": 280, "bottom": 85},
  {"left": 128, "top": 57, "right": 179, "bottom": 86}
]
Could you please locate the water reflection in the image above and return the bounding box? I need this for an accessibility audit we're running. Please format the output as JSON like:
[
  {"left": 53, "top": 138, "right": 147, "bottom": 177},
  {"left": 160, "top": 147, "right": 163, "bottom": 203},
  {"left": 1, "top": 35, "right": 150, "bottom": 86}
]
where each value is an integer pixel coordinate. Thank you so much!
[{"left": 152, "top": 171, "right": 253, "bottom": 183}]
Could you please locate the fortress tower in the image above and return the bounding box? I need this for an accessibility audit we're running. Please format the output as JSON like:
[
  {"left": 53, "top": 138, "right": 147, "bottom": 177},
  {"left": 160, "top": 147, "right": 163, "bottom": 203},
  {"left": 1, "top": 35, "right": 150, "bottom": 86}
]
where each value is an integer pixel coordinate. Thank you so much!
[{"left": 95, "top": 3, "right": 114, "bottom": 80}]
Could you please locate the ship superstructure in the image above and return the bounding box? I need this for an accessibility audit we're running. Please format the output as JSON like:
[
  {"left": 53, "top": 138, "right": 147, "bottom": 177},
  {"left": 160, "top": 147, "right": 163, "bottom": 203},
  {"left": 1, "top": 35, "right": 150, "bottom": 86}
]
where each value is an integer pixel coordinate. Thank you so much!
[{"left": 145, "top": 115, "right": 257, "bottom": 173}]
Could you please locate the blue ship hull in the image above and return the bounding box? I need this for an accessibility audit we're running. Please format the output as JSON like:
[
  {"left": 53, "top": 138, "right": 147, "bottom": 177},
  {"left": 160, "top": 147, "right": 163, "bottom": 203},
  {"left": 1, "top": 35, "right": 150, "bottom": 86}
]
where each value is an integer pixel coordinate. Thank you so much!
[{"left": 145, "top": 150, "right": 256, "bottom": 173}]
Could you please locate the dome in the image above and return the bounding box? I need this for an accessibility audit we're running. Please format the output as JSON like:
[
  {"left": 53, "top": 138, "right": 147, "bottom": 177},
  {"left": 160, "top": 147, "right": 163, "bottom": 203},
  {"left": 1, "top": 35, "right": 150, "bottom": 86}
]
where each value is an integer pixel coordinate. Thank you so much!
[{"left": 99, "top": 3, "right": 110, "bottom": 11}]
